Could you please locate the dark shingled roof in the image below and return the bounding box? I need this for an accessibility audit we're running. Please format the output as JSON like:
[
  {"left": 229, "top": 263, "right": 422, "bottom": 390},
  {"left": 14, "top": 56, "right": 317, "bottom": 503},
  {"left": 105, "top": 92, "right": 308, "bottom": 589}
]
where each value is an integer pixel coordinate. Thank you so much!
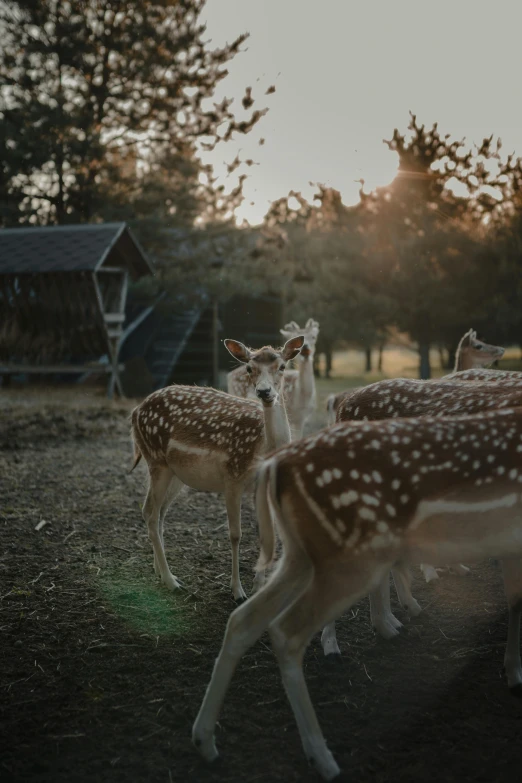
[{"left": 0, "top": 223, "right": 154, "bottom": 278}]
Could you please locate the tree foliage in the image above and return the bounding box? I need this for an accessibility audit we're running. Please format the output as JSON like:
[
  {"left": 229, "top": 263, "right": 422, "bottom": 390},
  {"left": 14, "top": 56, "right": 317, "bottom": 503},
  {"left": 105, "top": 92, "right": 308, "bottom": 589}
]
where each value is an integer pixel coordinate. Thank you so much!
[
  {"left": 249, "top": 114, "right": 522, "bottom": 377},
  {"left": 0, "top": 0, "right": 267, "bottom": 230}
]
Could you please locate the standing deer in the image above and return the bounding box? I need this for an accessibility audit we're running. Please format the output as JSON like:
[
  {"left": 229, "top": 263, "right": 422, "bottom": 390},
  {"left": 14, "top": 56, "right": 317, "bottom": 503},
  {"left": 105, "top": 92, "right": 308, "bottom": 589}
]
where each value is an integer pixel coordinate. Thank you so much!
[
  {"left": 317, "top": 376, "right": 522, "bottom": 655},
  {"left": 130, "top": 335, "right": 304, "bottom": 601},
  {"left": 193, "top": 407, "right": 522, "bottom": 780},
  {"left": 325, "top": 328, "right": 505, "bottom": 424},
  {"left": 228, "top": 319, "right": 319, "bottom": 438}
]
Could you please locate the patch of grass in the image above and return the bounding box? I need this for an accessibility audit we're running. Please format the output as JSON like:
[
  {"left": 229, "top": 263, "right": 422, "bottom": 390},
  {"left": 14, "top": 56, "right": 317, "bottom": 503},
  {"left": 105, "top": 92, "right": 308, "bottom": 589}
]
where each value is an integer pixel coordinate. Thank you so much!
[{"left": 98, "top": 568, "right": 192, "bottom": 637}]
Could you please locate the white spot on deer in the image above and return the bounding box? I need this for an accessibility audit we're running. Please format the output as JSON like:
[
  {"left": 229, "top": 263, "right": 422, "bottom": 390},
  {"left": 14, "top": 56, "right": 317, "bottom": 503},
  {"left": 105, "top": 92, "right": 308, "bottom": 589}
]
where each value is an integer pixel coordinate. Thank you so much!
[
  {"left": 362, "top": 493, "right": 379, "bottom": 507},
  {"left": 340, "top": 490, "right": 359, "bottom": 506},
  {"left": 359, "top": 507, "right": 377, "bottom": 522},
  {"left": 377, "top": 520, "right": 390, "bottom": 532},
  {"left": 322, "top": 470, "right": 333, "bottom": 484},
  {"left": 332, "top": 468, "right": 343, "bottom": 479},
  {"left": 391, "top": 479, "right": 401, "bottom": 490},
  {"left": 350, "top": 469, "right": 359, "bottom": 480},
  {"left": 400, "top": 494, "right": 409, "bottom": 504},
  {"left": 316, "top": 476, "right": 324, "bottom": 487},
  {"left": 510, "top": 469, "right": 518, "bottom": 480},
  {"left": 306, "top": 463, "right": 314, "bottom": 472},
  {"left": 497, "top": 466, "right": 506, "bottom": 475}
]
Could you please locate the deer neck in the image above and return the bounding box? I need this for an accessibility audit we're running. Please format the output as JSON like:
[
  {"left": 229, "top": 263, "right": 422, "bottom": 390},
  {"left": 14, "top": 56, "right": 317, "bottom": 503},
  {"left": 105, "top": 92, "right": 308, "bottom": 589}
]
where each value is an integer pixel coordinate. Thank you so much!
[
  {"left": 454, "top": 349, "right": 474, "bottom": 372},
  {"left": 297, "top": 354, "right": 316, "bottom": 404},
  {"left": 262, "top": 393, "right": 291, "bottom": 452}
]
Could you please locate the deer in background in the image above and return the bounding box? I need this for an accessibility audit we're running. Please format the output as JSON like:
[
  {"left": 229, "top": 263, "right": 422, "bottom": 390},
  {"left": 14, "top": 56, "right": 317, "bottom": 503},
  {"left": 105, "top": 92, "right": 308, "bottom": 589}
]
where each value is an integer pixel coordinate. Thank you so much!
[
  {"left": 325, "top": 328, "right": 505, "bottom": 425},
  {"left": 194, "top": 407, "right": 522, "bottom": 780},
  {"left": 130, "top": 335, "right": 304, "bottom": 601},
  {"left": 228, "top": 318, "right": 320, "bottom": 438},
  {"left": 450, "top": 328, "right": 504, "bottom": 372}
]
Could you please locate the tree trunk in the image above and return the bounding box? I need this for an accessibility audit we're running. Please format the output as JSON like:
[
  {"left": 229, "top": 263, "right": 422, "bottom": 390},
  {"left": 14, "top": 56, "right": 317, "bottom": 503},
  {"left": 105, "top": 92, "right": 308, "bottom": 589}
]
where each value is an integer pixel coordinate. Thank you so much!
[
  {"left": 447, "top": 345, "right": 456, "bottom": 371},
  {"left": 325, "top": 348, "right": 333, "bottom": 379},
  {"left": 419, "top": 343, "right": 431, "bottom": 379},
  {"left": 365, "top": 346, "right": 372, "bottom": 372},
  {"left": 378, "top": 343, "right": 384, "bottom": 373}
]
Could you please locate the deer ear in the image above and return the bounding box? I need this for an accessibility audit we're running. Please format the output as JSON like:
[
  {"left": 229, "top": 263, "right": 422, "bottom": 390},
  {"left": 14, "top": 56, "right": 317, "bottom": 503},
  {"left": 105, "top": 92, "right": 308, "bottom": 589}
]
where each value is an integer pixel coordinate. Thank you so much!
[
  {"left": 282, "top": 335, "right": 305, "bottom": 362},
  {"left": 305, "top": 318, "right": 314, "bottom": 329},
  {"left": 471, "top": 330, "right": 477, "bottom": 340},
  {"left": 224, "top": 339, "right": 251, "bottom": 363},
  {"left": 461, "top": 328, "right": 473, "bottom": 346}
]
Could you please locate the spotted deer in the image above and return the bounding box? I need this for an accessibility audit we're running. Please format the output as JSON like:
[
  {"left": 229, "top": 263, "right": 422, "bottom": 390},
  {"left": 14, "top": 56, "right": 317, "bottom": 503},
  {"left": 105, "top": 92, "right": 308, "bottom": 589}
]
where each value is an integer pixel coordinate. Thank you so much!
[
  {"left": 317, "top": 377, "right": 522, "bottom": 653},
  {"left": 228, "top": 319, "right": 320, "bottom": 438},
  {"left": 193, "top": 407, "right": 522, "bottom": 780},
  {"left": 130, "top": 335, "right": 304, "bottom": 601},
  {"left": 325, "top": 329, "right": 505, "bottom": 425}
]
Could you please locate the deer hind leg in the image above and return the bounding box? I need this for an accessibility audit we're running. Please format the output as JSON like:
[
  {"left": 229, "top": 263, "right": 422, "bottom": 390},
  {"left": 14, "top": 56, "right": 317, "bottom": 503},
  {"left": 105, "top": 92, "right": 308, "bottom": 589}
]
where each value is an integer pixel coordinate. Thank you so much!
[
  {"left": 269, "top": 559, "right": 390, "bottom": 780},
  {"left": 143, "top": 465, "right": 182, "bottom": 590},
  {"left": 224, "top": 483, "right": 247, "bottom": 601},
  {"left": 193, "top": 554, "right": 313, "bottom": 763},
  {"left": 369, "top": 569, "right": 403, "bottom": 638},
  {"left": 501, "top": 557, "right": 522, "bottom": 693},
  {"left": 321, "top": 570, "right": 401, "bottom": 657},
  {"left": 153, "top": 473, "right": 183, "bottom": 579},
  {"left": 392, "top": 563, "right": 422, "bottom": 616}
]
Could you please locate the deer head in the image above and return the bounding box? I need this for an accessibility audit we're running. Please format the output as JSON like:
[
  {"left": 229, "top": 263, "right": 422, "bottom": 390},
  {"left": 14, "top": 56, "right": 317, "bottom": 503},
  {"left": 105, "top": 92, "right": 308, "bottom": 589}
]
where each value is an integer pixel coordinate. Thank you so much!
[
  {"left": 280, "top": 318, "right": 320, "bottom": 359},
  {"left": 225, "top": 337, "right": 304, "bottom": 405},
  {"left": 458, "top": 329, "right": 505, "bottom": 369}
]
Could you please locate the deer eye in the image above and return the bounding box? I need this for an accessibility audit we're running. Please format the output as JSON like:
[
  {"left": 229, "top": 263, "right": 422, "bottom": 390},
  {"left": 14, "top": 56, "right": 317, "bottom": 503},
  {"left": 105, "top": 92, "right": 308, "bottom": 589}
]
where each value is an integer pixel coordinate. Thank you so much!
[
  {"left": 246, "top": 365, "right": 252, "bottom": 374},
  {"left": 279, "top": 364, "right": 285, "bottom": 371}
]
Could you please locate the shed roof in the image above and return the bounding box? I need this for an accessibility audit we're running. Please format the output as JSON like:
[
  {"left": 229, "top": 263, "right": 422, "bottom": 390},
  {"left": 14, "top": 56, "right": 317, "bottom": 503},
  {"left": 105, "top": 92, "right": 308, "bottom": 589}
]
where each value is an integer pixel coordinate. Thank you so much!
[{"left": 0, "top": 223, "right": 154, "bottom": 278}]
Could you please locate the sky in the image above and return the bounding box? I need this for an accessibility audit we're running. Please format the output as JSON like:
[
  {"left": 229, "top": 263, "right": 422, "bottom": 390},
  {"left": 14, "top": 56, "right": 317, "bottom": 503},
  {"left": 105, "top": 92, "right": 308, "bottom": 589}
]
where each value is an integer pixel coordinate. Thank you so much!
[{"left": 200, "top": 0, "right": 522, "bottom": 225}]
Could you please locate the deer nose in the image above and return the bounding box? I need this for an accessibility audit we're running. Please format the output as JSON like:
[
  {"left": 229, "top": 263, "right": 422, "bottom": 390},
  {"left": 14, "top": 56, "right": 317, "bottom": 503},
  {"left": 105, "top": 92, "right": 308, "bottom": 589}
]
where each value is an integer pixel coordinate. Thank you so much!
[{"left": 257, "top": 388, "right": 272, "bottom": 400}]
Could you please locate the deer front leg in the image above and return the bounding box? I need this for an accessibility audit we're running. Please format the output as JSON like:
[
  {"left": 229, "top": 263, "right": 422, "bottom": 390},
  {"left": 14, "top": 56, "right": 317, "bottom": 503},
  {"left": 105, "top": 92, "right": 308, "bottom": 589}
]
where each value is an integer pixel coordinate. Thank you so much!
[
  {"left": 224, "top": 484, "right": 247, "bottom": 602},
  {"left": 420, "top": 563, "right": 439, "bottom": 582}
]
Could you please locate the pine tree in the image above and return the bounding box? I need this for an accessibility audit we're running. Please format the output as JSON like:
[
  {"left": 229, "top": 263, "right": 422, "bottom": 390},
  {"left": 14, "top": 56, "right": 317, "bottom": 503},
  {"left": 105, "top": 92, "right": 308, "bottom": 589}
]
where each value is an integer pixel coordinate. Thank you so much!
[{"left": 0, "top": 0, "right": 268, "bottom": 227}]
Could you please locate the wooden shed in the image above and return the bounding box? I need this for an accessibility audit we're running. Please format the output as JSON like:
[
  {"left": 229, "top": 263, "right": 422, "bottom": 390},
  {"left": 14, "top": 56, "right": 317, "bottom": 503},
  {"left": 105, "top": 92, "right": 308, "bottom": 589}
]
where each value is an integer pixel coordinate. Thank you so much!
[{"left": 0, "top": 223, "right": 153, "bottom": 396}]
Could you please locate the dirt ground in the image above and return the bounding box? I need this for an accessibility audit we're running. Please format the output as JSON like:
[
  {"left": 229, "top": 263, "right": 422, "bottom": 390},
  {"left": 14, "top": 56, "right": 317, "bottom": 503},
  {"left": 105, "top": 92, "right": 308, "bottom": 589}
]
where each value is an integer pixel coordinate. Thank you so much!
[{"left": 2, "top": 387, "right": 522, "bottom": 783}]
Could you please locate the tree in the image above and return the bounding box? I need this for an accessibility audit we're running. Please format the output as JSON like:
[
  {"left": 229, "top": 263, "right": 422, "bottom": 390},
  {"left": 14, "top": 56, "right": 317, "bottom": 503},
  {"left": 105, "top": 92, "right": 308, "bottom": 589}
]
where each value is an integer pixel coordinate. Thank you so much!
[
  {"left": 0, "top": 0, "right": 268, "bottom": 228},
  {"left": 360, "top": 114, "right": 506, "bottom": 377}
]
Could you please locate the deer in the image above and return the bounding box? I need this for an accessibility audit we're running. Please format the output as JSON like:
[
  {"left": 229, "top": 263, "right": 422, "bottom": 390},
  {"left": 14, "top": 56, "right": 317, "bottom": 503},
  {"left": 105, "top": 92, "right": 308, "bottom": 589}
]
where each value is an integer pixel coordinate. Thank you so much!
[
  {"left": 228, "top": 319, "right": 320, "bottom": 438},
  {"left": 449, "top": 328, "right": 504, "bottom": 372},
  {"left": 193, "top": 406, "right": 522, "bottom": 780},
  {"left": 317, "top": 376, "right": 522, "bottom": 655},
  {"left": 130, "top": 335, "right": 304, "bottom": 602},
  {"left": 325, "top": 329, "right": 505, "bottom": 424}
]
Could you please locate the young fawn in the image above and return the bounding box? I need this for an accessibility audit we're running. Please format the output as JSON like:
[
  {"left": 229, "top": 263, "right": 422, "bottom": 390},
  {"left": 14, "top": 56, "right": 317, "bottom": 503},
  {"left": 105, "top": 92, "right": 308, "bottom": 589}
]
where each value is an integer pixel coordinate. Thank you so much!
[{"left": 130, "top": 335, "right": 304, "bottom": 601}]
